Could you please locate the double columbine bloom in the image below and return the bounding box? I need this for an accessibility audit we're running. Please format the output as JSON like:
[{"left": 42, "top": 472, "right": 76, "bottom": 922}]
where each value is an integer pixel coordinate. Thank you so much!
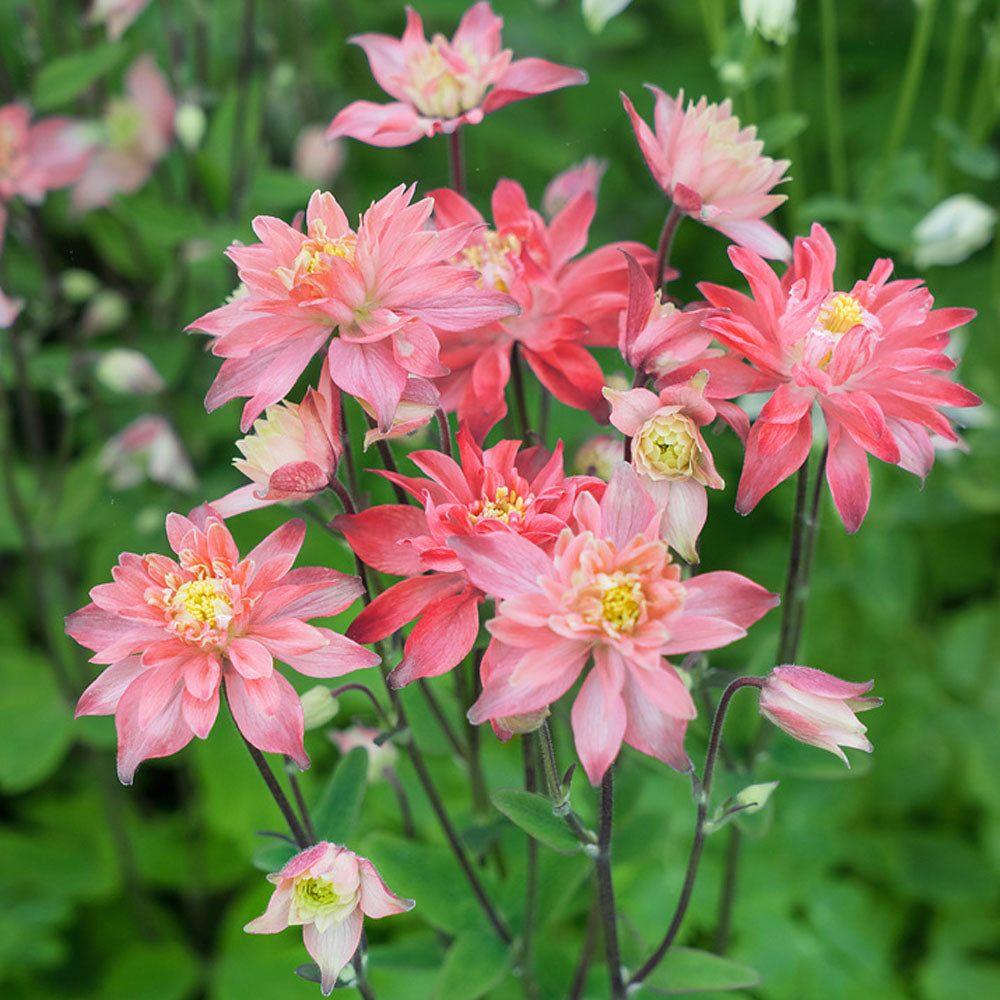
[
  {"left": 246, "top": 842, "right": 414, "bottom": 995},
  {"left": 327, "top": 2, "right": 587, "bottom": 147},
  {"left": 450, "top": 465, "right": 779, "bottom": 783},
  {"left": 700, "top": 223, "right": 981, "bottom": 531},
  {"left": 68, "top": 508, "right": 378, "bottom": 782}
]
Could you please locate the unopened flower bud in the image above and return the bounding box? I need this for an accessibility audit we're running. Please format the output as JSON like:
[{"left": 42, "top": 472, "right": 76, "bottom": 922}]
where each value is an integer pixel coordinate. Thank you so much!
[
  {"left": 96, "top": 348, "right": 165, "bottom": 395},
  {"left": 174, "top": 102, "right": 207, "bottom": 151},
  {"left": 913, "top": 194, "right": 997, "bottom": 268},
  {"left": 293, "top": 125, "right": 346, "bottom": 185},
  {"left": 300, "top": 686, "right": 339, "bottom": 730},
  {"left": 496, "top": 705, "right": 551, "bottom": 736},
  {"left": 60, "top": 269, "right": 99, "bottom": 303},
  {"left": 82, "top": 289, "right": 129, "bottom": 335},
  {"left": 740, "top": 0, "right": 797, "bottom": 44}
]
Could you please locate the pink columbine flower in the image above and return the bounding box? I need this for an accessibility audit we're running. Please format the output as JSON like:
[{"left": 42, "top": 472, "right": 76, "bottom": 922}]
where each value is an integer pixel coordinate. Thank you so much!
[
  {"left": 212, "top": 360, "right": 342, "bottom": 517},
  {"left": 0, "top": 103, "right": 91, "bottom": 238},
  {"left": 335, "top": 427, "right": 601, "bottom": 687},
  {"left": 429, "top": 178, "right": 656, "bottom": 441},
  {"left": 758, "top": 665, "right": 881, "bottom": 766},
  {"left": 245, "top": 842, "right": 414, "bottom": 995},
  {"left": 330, "top": 725, "right": 399, "bottom": 781},
  {"left": 187, "top": 185, "right": 516, "bottom": 434},
  {"left": 98, "top": 414, "right": 197, "bottom": 492},
  {"left": 621, "top": 86, "right": 791, "bottom": 260},
  {"left": 451, "top": 464, "right": 778, "bottom": 784},
  {"left": 699, "top": 223, "right": 982, "bottom": 532},
  {"left": 541, "top": 157, "right": 607, "bottom": 220},
  {"left": 327, "top": 2, "right": 587, "bottom": 148},
  {"left": 605, "top": 374, "right": 724, "bottom": 564},
  {"left": 67, "top": 508, "right": 379, "bottom": 783},
  {"left": 71, "top": 55, "right": 175, "bottom": 212}
]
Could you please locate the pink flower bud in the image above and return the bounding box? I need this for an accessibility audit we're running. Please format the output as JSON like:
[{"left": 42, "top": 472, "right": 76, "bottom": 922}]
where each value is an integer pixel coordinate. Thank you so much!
[
  {"left": 293, "top": 125, "right": 346, "bottom": 185},
  {"left": 758, "top": 665, "right": 882, "bottom": 766}
]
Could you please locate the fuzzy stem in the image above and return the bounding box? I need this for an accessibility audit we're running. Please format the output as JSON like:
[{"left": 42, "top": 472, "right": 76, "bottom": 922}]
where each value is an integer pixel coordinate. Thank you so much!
[
  {"left": 654, "top": 203, "right": 684, "bottom": 290},
  {"left": 596, "top": 768, "right": 625, "bottom": 1000},
  {"left": 628, "top": 677, "right": 765, "bottom": 988},
  {"left": 435, "top": 408, "right": 454, "bottom": 458},
  {"left": 285, "top": 758, "right": 316, "bottom": 843},
  {"left": 448, "top": 128, "right": 466, "bottom": 197}
]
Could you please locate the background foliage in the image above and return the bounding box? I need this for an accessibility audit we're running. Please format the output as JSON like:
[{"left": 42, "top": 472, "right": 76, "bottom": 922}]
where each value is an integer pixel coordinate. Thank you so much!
[{"left": 1, "top": 0, "right": 998, "bottom": 998}]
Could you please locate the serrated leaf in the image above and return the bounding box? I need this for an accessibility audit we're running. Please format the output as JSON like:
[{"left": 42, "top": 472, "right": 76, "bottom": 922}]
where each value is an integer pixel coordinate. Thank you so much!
[
  {"left": 312, "top": 747, "right": 368, "bottom": 845},
  {"left": 639, "top": 947, "right": 761, "bottom": 994},
  {"left": 33, "top": 44, "right": 126, "bottom": 110},
  {"left": 435, "top": 930, "right": 512, "bottom": 1000},
  {"left": 490, "top": 788, "right": 582, "bottom": 855}
]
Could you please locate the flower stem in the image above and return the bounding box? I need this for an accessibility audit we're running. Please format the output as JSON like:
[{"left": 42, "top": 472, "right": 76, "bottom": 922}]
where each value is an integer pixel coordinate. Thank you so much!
[
  {"left": 284, "top": 758, "right": 317, "bottom": 843},
  {"left": 567, "top": 897, "right": 600, "bottom": 1000},
  {"left": 418, "top": 678, "right": 467, "bottom": 761},
  {"left": 330, "top": 683, "right": 392, "bottom": 727},
  {"left": 538, "top": 721, "right": 595, "bottom": 845},
  {"left": 364, "top": 414, "right": 411, "bottom": 506},
  {"left": 654, "top": 203, "right": 684, "bottom": 290},
  {"left": 933, "top": 0, "right": 976, "bottom": 185},
  {"left": 819, "top": 0, "right": 848, "bottom": 197},
  {"left": 595, "top": 768, "right": 625, "bottom": 1000},
  {"left": 712, "top": 824, "right": 742, "bottom": 954},
  {"left": 521, "top": 734, "right": 541, "bottom": 1000},
  {"left": 241, "top": 735, "right": 310, "bottom": 849},
  {"left": 435, "top": 408, "right": 453, "bottom": 458},
  {"left": 510, "top": 342, "right": 531, "bottom": 440},
  {"left": 628, "top": 677, "right": 764, "bottom": 989},
  {"left": 448, "top": 128, "right": 466, "bottom": 197}
]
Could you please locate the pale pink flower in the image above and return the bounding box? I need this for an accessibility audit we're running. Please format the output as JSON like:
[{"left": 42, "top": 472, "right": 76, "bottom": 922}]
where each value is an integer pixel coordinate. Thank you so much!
[
  {"left": 330, "top": 725, "right": 399, "bottom": 781},
  {"left": 212, "top": 360, "right": 342, "bottom": 517},
  {"left": 430, "top": 178, "right": 656, "bottom": 441},
  {"left": 98, "top": 415, "right": 197, "bottom": 492},
  {"left": 87, "top": 0, "right": 151, "bottom": 40},
  {"left": 336, "top": 428, "right": 601, "bottom": 687},
  {"left": 187, "top": 185, "right": 517, "bottom": 433},
  {"left": 245, "top": 842, "right": 413, "bottom": 995},
  {"left": 293, "top": 125, "right": 347, "bottom": 185},
  {"left": 72, "top": 55, "right": 175, "bottom": 212},
  {"left": 621, "top": 86, "right": 791, "bottom": 260},
  {"left": 67, "top": 508, "right": 379, "bottom": 782},
  {"left": 758, "top": 665, "right": 881, "bottom": 765},
  {"left": 605, "top": 375, "right": 724, "bottom": 564},
  {"left": 327, "top": 2, "right": 587, "bottom": 147},
  {"left": 0, "top": 285, "right": 23, "bottom": 327},
  {"left": 452, "top": 464, "right": 778, "bottom": 783},
  {"left": 542, "top": 157, "right": 607, "bottom": 220},
  {"left": 573, "top": 433, "right": 621, "bottom": 481},
  {"left": 95, "top": 348, "right": 165, "bottom": 395},
  {"left": 700, "top": 223, "right": 981, "bottom": 531},
  {"left": 0, "top": 103, "right": 91, "bottom": 238}
]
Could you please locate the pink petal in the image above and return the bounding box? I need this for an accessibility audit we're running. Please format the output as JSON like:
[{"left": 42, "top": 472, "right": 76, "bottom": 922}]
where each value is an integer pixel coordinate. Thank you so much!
[
  {"left": 303, "top": 909, "right": 363, "bottom": 996},
  {"left": 279, "top": 627, "right": 381, "bottom": 678},
  {"left": 359, "top": 858, "right": 415, "bottom": 917},
  {"left": 388, "top": 590, "right": 481, "bottom": 687},
  {"left": 224, "top": 672, "right": 308, "bottom": 768},
  {"left": 244, "top": 885, "right": 293, "bottom": 934},
  {"left": 76, "top": 656, "right": 146, "bottom": 717},
  {"left": 600, "top": 463, "right": 658, "bottom": 549},
  {"left": 227, "top": 637, "right": 274, "bottom": 680},
  {"left": 346, "top": 573, "right": 465, "bottom": 644},
  {"left": 447, "top": 533, "right": 553, "bottom": 600},
  {"left": 824, "top": 421, "right": 872, "bottom": 534},
  {"left": 571, "top": 648, "right": 627, "bottom": 785},
  {"left": 621, "top": 670, "right": 693, "bottom": 773},
  {"left": 115, "top": 682, "right": 193, "bottom": 785}
]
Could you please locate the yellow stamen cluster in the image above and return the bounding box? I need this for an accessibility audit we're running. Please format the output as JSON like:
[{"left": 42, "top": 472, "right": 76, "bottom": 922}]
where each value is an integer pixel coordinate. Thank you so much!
[
  {"left": 173, "top": 578, "right": 232, "bottom": 627},
  {"left": 635, "top": 413, "right": 699, "bottom": 482},
  {"left": 274, "top": 221, "right": 356, "bottom": 290},
  {"left": 599, "top": 573, "right": 644, "bottom": 634},
  {"left": 460, "top": 230, "right": 520, "bottom": 292},
  {"left": 469, "top": 486, "right": 528, "bottom": 524},
  {"left": 404, "top": 39, "right": 486, "bottom": 119},
  {"left": 817, "top": 293, "right": 865, "bottom": 335},
  {"left": 292, "top": 876, "right": 359, "bottom": 925}
]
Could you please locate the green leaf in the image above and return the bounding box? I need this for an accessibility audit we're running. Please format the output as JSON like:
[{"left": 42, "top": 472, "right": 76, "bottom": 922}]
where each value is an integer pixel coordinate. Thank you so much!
[
  {"left": 435, "top": 930, "right": 512, "bottom": 1000},
  {"left": 490, "top": 788, "right": 582, "bottom": 855},
  {"left": 639, "top": 947, "right": 761, "bottom": 994},
  {"left": 312, "top": 747, "right": 368, "bottom": 845},
  {"left": 251, "top": 838, "right": 298, "bottom": 874},
  {"left": 33, "top": 44, "right": 127, "bottom": 110},
  {"left": 99, "top": 941, "right": 201, "bottom": 1000},
  {"left": 760, "top": 112, "right": 808, "bottom": 151}
]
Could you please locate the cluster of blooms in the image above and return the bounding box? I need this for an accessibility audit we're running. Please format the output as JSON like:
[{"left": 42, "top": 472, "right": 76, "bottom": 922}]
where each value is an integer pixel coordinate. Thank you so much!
[{"left": 65, "top": 1, "right": 981, "bottom": 991}]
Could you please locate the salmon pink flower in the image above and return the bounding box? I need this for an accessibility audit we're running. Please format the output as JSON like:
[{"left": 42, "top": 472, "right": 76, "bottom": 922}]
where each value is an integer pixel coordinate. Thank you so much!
[
  {"left": 67, "top": 508, "right": 379, "bottom": 783},
  {"left": 605, "top": 375, "right": 724, "bottom": 563},
  {"left": 452, "top": 464, "right": 778, "bottom": 783},
  {"left": 621, "top": 86, "right": 791, "bottom": 260},
  {"left": 327, "top": 2, "right": 587, "bottom": 147},
  {"left": 335, "top": 428, "right": 601, "bottom": 688},
  {"left": 429, "top": 178, "right": 657, "bottom": 440},
  {"left": 212, "top": 360, "right": 342, "bottom": 517},
  {"left": 700, "top": 223, "right": 982, "bottom": 531},
  {"left": 542, "top": 157, "right": 607, "bottom": 220},
  {"left": 187, "top": 185, "right": 517, "bottom": 433},
  {"left": 245, "top": 842, "right": 414, "bottom": 995},
  {"left": 758, "top": 665, "right": 881, "bottom": 766},
  {"left": 71, "top": 55, "right": 175, "bottom": 212}
]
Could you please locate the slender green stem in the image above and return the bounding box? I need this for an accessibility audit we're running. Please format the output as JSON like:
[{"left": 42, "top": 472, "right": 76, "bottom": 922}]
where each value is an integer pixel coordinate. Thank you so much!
[
  {"left": 448, "top": 128, "right": 466, "bottom": 197},
  {"left": 776, "top": 31, "right": 805, "bottom": 212},
  {"left": 241, "top": 735, "right": 310, "bottom": 849},
  {"left": 418, "top": 679, "right": 467, "bottom": 761},
  {"left": 881, "top": 0, "right": 941, "bottom": 173},
  {"left": 567, "top": 897, "right": 600, "bottom": 1000},
  {"left": 595, "top": 769, "right": 624, "bottom": 1000},
  {"left": 352, "top": 937, "right": 378, "bottom": 1000},
  {"left": 383, "top": 766, "right": 416, "bottom": 839},
  {"left": 933, "top": 0, "right": 976, "bottom": 185},
  {"left": 819, "top": 0, "right": 848, "bottom": 197},
  {"left": 713, "top": 824, "right": 742, "bottom": 954},
  {"left": 339, "top": 398, "right": 362, "bottom": 509},
  {"left": 228, "top": 0, "right": 257, "bottom": 217},
  {"left": 521, "top": 735, "right": 541, "bottom": 1000},
  {"left": 285, "top": 758, "right": 317, "bottom": 843},
  {"left": 364, "top": 414, "right": 410, "bottom": 505},
  {"left": 654, "top": 204, "right": 684, "bottom": 290},
  {"left": 538, "top": 721, "right": 595, "bottom": 845},
  {"left": 628, "top": 677, "right": 765, "bottom": 988},
  {"left": 329, "top": 683, "right": 392, "bottom": 727},
  {"left": 966, "top": 8, "right": 1000, "bottom": 143},
  {"left": 510, "top": 343, "right": 531, "bottom": 440}
]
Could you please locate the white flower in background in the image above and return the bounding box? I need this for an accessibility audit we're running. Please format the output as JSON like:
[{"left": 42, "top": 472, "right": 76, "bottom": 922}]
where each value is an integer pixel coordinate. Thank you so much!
[
  {"left": 582, "top": 0, "right": 633, "bottom": 34},
  {"left": 740, "top": 0, "right": 797, "bottom": 44},
  {"left": 95, "top": 348, "right": 165, "bottom": 395},
  {"left": 98, "top": 415, "right": 196, "bottom": 491},
  {"left": 913, "top": 194, "right": 997, "bottom": 268}
]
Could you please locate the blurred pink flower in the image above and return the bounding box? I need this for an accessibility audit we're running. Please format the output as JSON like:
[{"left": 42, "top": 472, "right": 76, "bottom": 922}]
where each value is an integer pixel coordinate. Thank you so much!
[
  {"left": 293, "top": 124, "right": 347, "bottom": 185},
  {"left": 542, "top": 156, "right": 607, "bottom": 220},
  {"left": 327, "top": 2, "right": 587, "bottom": 147},
  {"left": 330, "top": 725, "right": 399, "bottom": 780},
  {"left": 98, "top": 415, "right": 196, "bottom": 492},
  {"left": 758, "top": 665, "right": 881, "bottom": 766},
  {"left": 0, "top": 285, "right": 23, "bottom": 327},
  {"left": 605, "top": 375, "right": 724, "bottom": 564},
  {"left": 212, "top": 360, "right": 342, "bottom": 517},
  {"left": 0, "top": 103, "right": 91, "bottom": 237},
  {"left": 187, "top": 185, "right": 516, "bottom": 433},
  {"left": 87, "top": 0, "right": 151, "bottom": 40},
  {"left": 621, "top": 86, "right": 791, "bottom": 260},
  {"left": 700, "top": 223, "right": 981, "bottom": 531},
  {"left": 429, "top": 178, "right": 656, "bottom": 440},
  {"left": 336, "top": 428, "right": 600, "bottom": 688},
  {"left": 452, "top": 464, "right": 778, "bottom": 783},
  {"left": 72, "top": 55, "right": 175, "bottom": 212},
  {"left": 245, "top": 841, "right": 413, "bottom": 995},
  {"left": 67, "top": 508, "right": 378, "bottom": 782}
]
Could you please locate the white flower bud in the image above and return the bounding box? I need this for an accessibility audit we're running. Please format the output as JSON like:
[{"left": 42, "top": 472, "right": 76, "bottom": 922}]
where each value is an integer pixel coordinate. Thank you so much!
[{"left": 913, "top": 194, "right": 997, "bottom": 268}]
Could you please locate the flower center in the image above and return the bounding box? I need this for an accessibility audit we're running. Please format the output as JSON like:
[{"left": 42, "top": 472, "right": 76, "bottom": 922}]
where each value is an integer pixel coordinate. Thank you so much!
[
  {"left": 597, "top": 572, "right": 644, "bottom": 634},
  {"left": 404, "top": 38, "right": 487, "bottom": 119},
  {"left": 273, "top": 220, "right": 357, "bottom": 291},
  {"left": 635, "top": 413, "right": 698, "bottom": 481},
  {"left": 292, "top": 876, "right": 359, "bottom": 924},
  {"left": 460, "top": 230, "right": 521, "bottom": 293},
  {"left": 173, "top": 578, "right": 233, "bottom": 627},
  {"left": 469, "top": 485, "right": 529, "bottom": 524},
  {"left": 817, "top": 293, "right": 865, "bottom": 336}
]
